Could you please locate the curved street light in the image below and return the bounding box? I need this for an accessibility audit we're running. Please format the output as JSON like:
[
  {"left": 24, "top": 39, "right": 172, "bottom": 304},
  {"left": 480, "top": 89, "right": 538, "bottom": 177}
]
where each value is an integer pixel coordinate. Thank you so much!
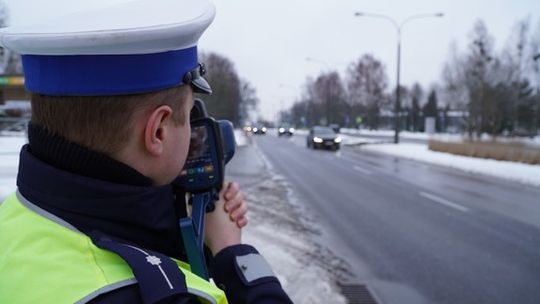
[{"left": 354, "top": 12, "right": 444, "bottom": 143}]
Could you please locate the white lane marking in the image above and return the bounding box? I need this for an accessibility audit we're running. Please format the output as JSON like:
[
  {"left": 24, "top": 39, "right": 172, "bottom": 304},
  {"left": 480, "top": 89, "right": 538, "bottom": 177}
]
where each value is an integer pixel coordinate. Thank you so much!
[
  {"left": 353, "top": 165, "right": 372, "bottom": 175},
  {"left": 419, "top": 191, "right": 469, "bottom": 212}
]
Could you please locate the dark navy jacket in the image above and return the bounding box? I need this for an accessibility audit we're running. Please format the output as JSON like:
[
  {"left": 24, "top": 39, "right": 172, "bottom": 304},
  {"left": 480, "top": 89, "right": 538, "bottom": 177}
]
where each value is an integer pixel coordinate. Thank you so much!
[{"left": 16, "top": 124, "right": 293, "bottom": 304}]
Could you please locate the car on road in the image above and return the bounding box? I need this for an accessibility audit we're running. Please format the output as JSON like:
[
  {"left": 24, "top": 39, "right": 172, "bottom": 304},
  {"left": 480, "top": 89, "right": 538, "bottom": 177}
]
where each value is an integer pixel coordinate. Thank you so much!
[
  {"left": 306, "top": 126, "right": 342, "bottom": 150},
  {"left": 252, "top": 124, "right": 267, "bottom": 135},
  {"left": 329, "top": 123, "right": 340, "bottom": 134},
  {"left": 278, "top": 124, "right": 295, "bottom": 137}
]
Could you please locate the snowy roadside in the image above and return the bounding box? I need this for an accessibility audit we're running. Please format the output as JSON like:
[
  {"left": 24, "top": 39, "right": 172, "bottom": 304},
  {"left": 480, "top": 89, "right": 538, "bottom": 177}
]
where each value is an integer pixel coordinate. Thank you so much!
[
  {"left": 0, "top": 136, "right": 26, "bottom": 199},
  {"left": 229, "top": 132, "right": 346, "bottom": 302},
  {"left": 342, "top": 128, "right": 540, "bottom": 147},
  {"left": 341, "top": 128, "right": 431, "bottom": 141},
  {"left": 360, "top": 142, "right": 540, "bottom": 187},
  {"left": 241, "top": 174, "right": 346, "bottom": 304},
  {"left": 233, "top": 129, "right": 248, "bottom": 147}
]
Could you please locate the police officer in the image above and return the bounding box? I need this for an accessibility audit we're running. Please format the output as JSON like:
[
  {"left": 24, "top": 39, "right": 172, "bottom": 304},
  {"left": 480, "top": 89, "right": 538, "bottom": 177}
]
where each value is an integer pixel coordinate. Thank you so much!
[{"left": 0, "top": 0, "right": 292, "bottom": 303}]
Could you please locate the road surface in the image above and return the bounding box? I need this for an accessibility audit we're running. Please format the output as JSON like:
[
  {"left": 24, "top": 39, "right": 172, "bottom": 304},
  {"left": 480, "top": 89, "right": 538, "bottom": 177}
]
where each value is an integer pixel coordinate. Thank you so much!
[{"left": 248, "top": 132, "right": 540, "bottom": 304}]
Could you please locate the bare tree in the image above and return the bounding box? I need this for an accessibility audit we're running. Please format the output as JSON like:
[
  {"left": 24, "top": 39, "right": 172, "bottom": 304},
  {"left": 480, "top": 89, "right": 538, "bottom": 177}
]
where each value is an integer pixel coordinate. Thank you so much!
[
  {"left": 530, "top": 22, "right": 540, "bottom": 133},
  {"left": 441, "top": 18, "right": 540, "bottom": 137},
  {"left": 0, "top": 2, "right": 22, "bottom": 75},
  {"left": 283, "top": 71, "right": 348, "bottom": 127},
  {"left": 501, "top": 18, "right": 531, "bottom": 133},
  {"left": 198, "top": 52, "right": 243, "bottom": 125},
  {"left": 346, "top": 54, "right": 389, "bottom": 129},
  {"left": 410, "top": 83, "right": 424, "bottom": 131},
  {"left": 238, "top": 79, "right": 259, "bottom": 125},
  {"left": 314, "top": 71, "right": 347, "bottom": 125}
]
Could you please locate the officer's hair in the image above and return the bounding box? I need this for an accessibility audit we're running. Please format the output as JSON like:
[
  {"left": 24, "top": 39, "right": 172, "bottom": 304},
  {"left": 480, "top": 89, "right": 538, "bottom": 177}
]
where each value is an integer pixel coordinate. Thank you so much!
[{"left": 30, "top": 85, "right": 191, "bottom": 155}]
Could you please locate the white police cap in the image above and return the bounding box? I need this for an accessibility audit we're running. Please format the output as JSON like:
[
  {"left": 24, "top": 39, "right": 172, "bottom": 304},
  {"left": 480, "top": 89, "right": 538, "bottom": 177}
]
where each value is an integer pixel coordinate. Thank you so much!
[{"left": 0, "top": 0, "right": 215, "bottom": 95}]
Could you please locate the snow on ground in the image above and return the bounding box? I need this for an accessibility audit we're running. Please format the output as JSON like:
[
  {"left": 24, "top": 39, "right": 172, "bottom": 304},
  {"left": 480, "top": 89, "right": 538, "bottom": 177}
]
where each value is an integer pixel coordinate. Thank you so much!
[
  {"left": 340, "top": 134, "right": 384, "bottom": 145},
  {"left": 0, "top": 136, "right": 26, "bottom": 199},
  {"left": 342, "top": 128, "right": 540, "bottom": 147},
  {"left": 361, "top": 142, "right": 540, "bottom": 187},
  {"left": 242, "top": 172, "right": 346, "bottom": 304},
  {"left": 342, "top": 128, "right": 432, "bottom": 140},
  {"left": 233, "top": 129, "right": 247, "bottom": 147}
]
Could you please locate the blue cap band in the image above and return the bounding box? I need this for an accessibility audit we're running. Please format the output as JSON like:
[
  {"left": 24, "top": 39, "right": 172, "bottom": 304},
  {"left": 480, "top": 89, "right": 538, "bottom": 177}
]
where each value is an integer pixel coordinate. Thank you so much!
[{"left": 21, "top": 47, "right": 198, "bottom": 96}]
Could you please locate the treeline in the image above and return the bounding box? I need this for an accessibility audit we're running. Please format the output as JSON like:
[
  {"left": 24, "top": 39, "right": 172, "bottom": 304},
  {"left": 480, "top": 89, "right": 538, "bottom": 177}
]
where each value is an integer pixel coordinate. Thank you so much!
[
  {"left": 280, "top": 55, "right": 444, "bottom": 132},
  {"left": 281, "top": 18, "right": 540, "bottom": 136},
  {"left": 196, "top": 52, "right": 258, "bottom": 126},
  {"left": 443, "top": 19, "right": 539, "bottom": 137}
]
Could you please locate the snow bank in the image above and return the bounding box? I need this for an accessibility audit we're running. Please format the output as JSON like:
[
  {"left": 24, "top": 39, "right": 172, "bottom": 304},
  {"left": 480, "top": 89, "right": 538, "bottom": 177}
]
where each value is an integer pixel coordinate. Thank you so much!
[
  {"left": 0, "top": 136, "right": 26, "bottom": 199},
  {"left": 342, "top": 128, "right": 540, "bottom": 147},
  {"left": 341, "top": 128, "right": 432, "bottom": 140},
  {"left": 243, "top": 174, "right": 346, "bottom": 303},
  {"left": 361, "top": 143, "right": 540, "bottom": 187},
  {"left": 340, "top": 134, "right": 384, "bottom": 145},
  {"left": 234, "top": 129, "right": 248, "bottom": 147}
]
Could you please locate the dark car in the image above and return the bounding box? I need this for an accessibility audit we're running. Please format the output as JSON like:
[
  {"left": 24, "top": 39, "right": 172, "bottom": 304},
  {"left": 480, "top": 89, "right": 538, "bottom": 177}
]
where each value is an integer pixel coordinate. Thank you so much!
[
  {"left": 329, "top": 124, "right": 340, "bottom": 134},
  {"left": 252, "top": 125, "right": 267, "bottom": 135},
  {"left": 306, "top": 126, "right": 342, "bottom": 150},
  {"left": 278, "top": 124, "right": 295, "bottom": 137}
]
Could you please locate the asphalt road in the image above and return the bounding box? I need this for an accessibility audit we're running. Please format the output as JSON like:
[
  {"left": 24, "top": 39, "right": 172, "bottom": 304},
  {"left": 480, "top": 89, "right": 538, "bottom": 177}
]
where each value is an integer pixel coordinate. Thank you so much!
[{"left": 250, "top": 132, "right": 540, "bottom": 304}]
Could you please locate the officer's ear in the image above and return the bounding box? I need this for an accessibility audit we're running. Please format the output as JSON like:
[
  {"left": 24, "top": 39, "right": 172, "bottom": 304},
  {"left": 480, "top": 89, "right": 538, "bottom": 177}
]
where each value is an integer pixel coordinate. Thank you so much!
[{"left": 144, "top": 105, "right": 174, "bottom": 156}]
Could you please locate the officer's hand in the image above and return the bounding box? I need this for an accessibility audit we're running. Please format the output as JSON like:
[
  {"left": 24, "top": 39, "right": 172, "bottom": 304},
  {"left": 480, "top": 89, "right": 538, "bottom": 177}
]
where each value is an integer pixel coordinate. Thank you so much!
[
  {"left": 223, "top": 181, "right": 248, "bottom": 228},
  {"left": 205, "top": 189, "right": 241, "bottom": 255}
]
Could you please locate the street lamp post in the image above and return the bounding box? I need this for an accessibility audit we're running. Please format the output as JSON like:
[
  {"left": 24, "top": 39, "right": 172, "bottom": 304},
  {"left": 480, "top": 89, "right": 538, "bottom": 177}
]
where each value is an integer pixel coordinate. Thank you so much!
[{"left": 354, "top": 12, "right": 443, "bottom": 143}]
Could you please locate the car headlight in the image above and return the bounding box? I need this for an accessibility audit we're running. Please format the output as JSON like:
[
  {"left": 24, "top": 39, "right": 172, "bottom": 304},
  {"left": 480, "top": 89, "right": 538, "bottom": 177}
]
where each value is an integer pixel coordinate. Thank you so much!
[
  {"left": 313, "top": 137, "right": 323, "bottom": 143},
  {"left": 334, "top": 137, "right": 342, "bottom": 143},
  {"left": 253, "top": 127, "right": 258, "bottom": 132},
  {"left": 289, "top": 128, "right": 295, "bottom": 133},
  {"left": 279, "top": 128, "right": 285, "bottom": 133},
  {"left": 262, "top": 127, "right": 267, "bottom": 132}
]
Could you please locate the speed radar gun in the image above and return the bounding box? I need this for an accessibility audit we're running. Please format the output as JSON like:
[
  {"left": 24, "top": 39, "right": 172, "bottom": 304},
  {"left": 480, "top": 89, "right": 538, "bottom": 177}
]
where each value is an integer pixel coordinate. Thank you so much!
[{"left": 176, "top": 99, "right": 236, "bottom": 280}]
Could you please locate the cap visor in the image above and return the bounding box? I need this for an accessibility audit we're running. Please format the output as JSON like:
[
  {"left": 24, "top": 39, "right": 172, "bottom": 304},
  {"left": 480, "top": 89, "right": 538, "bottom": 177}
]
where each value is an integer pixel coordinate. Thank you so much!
[{"left": 192, "top": 76, "right": 212, "bottom": 95}]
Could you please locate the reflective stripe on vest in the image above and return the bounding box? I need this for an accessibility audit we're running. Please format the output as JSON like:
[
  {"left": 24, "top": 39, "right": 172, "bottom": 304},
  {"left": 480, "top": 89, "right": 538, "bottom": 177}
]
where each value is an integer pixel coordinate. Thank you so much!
[{"left": 0, "top": 191, "right": 228, "bottom": 304}]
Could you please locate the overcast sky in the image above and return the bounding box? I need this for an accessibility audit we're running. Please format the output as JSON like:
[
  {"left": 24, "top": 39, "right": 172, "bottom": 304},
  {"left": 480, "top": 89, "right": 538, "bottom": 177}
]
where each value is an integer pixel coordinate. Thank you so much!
[{"left": 4, "top": 0, "right": 540, "bottom": 121}]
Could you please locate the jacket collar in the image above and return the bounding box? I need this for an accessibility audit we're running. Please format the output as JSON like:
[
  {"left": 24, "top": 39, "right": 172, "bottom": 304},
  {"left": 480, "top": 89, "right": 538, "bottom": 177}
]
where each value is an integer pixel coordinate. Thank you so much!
[
  {"left": 27, "top": 123, "right": 153, "bottom": 186},
  {"left": 17, "top": 145, "right": 186, "bottom": 258}
]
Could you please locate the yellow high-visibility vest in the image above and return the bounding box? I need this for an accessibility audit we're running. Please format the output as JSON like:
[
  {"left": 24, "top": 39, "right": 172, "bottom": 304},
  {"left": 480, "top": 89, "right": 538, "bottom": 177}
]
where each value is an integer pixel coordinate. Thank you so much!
[{"left": 0, "top": 191, "right": 228, "bottom": 304}]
